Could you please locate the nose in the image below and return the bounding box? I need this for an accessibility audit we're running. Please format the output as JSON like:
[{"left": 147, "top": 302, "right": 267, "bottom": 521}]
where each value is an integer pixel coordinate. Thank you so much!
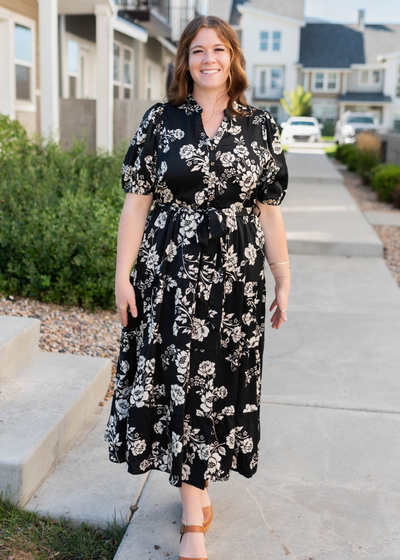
[{"left": 203, "top": 49, "right": 215, "bottom": 63}]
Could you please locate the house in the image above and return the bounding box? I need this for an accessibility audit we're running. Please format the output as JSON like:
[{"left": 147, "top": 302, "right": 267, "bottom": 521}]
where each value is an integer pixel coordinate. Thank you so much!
[
  {"left": 231, "top": 0, "right": 305, "bottom": 124},
  {"left": 230, "top": 2, "right": 400, "bottom": 131},
  {"left": 0, "top": 0, "right": 203, "bottom": 152},
  {"left": 298, "top": 10, "right": 400, "bottom": 131}
]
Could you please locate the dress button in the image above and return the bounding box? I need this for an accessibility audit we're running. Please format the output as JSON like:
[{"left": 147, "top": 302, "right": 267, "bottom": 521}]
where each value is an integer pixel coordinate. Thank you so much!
[
  {"left": 210, "top": 146, "right": 215, "bottom": 151},
  {"left": 210, "top": 161, "right": 215, "bottom": 166}
]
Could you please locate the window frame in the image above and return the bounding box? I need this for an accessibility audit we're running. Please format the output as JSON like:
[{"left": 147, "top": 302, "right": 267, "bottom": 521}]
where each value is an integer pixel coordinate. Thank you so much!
[
  {"left": 311, "top": 71, "right": 339, "bottom": 93},
  {"left": 254, "top": 66, "right": 283, "bottom": 99},
  {"left": 260, "top": 31, "right": 268, "bottom": 51},
  {"left": 272, "top": 31, "right": 281, "bottom": 52},
  {"left": 0, "top": 9, "right": 37, "bottom": 114},
  {"left": 122, "top": 46, "right": 134, "bottom": 100},
  {"left": 357, "top": 68, "right": 382, "bottom": 87},
  {"left": 64, "top": 32, "right": 96, "bottom": 100},
  {"left": 113, "top": 41, "right": 134, "bottom": 100}
]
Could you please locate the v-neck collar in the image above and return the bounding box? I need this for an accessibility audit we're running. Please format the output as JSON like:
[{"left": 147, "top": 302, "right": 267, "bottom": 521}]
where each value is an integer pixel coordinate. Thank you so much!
[{"left": 184, "top": 93, "right": 230, "bottom": 146}]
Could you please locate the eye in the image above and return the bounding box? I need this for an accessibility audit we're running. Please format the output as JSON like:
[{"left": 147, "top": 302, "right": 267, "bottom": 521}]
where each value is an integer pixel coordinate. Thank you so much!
[
  {"left": 192, "top": 50, "right": 203, "bottom": 54},
  {"left": 215, "top": 48, "right": 225, "bottom": 51}
]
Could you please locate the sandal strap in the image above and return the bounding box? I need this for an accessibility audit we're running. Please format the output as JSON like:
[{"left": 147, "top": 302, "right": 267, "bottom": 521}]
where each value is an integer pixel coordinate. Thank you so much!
[{"left": 179, "top": 523, "right": 205, "bottom": 543}]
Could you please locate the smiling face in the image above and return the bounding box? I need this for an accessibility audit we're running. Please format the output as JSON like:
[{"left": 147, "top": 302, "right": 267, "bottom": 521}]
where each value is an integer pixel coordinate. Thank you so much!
[{"left": 188, "top": 27, "right": 231, "bottom": 94}]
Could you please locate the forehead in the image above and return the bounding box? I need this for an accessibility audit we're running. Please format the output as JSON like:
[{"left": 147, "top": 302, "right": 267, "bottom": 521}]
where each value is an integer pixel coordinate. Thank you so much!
[{"left": 189, "top": 27, "right": 228, "bottom": 48}]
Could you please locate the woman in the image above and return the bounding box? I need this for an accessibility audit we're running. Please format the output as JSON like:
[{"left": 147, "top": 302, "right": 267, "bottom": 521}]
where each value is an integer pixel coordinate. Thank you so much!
[{"left": 104, "top": 15, "right": 290, "bottom": 560}]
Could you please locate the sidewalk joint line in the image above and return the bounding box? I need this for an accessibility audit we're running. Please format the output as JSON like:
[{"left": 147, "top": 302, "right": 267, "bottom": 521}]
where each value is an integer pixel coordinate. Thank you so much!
[
  {"left": 233, "top": 478, "right": 298, "bottom": 559},
  {"left": 261, "top": 400, "right": 400, "bottom": 415}
]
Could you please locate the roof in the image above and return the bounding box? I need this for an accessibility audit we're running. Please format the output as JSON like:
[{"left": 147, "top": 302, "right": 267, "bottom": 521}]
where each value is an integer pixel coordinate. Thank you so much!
[
  {"left": 338, "top": 92, "right": 392, "bottom": 103},
  {"left": 299, "top": 23, "right": 400, "bottom": 68},
  {"left": 230, "top": 0, "right": 304, "bottom": 25},
  {"left": 208, "top": 0, "right": 233, "bottom": 22}
]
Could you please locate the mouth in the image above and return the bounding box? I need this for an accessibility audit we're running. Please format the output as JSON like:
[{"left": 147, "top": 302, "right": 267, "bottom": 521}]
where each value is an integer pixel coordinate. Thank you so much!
[{"left": 200, "top": 69, "right": 220, "bottom": 75}]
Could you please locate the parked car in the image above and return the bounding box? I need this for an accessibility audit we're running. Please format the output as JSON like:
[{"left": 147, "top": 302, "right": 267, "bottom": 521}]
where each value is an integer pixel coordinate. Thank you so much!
[
  {"left": 280, "top": 116, "right": 323, "bottom": 143},
  {"left": 334, "top": 111, "right": 379, "bottom": 145}
]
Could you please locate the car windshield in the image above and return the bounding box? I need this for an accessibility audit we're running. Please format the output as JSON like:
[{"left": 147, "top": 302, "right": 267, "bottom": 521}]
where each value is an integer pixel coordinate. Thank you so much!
[
  {"left": 289, "top": 121, "right": 316, "bottom": 126},
  {"left": 346, "top": 116, "right": 375, "bottom": 124}
]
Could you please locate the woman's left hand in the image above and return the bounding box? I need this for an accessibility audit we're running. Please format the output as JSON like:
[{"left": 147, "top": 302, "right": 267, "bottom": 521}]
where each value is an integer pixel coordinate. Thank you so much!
[{"left": 269, "top": 277, "right": 290, "bottom": 329}]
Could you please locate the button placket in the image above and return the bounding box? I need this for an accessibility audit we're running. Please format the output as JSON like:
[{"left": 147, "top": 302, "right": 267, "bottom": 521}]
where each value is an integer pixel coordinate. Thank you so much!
[{"left": 208, "top": 145, "right": 217, "bottom": 202}]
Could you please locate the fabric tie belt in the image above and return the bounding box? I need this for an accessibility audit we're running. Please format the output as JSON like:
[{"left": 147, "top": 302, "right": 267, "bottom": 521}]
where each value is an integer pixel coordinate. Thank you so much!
[{"left": 153, "top": 202, "right": 252, "bottom": 247}]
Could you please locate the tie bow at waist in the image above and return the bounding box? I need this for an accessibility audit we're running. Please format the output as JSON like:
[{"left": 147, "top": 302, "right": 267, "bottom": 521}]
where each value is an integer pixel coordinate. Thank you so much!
[{"left": 153, "top": 202, "right": 252, "bottom": 247}]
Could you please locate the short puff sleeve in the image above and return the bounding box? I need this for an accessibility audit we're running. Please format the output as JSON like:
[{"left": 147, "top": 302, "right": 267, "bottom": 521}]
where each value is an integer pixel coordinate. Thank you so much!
[
  {"left": 121, "top": 103, "right": 164, "bottom": 195},
  {"left": 257, "top": 111, "right": 289, "bottom": 205}
]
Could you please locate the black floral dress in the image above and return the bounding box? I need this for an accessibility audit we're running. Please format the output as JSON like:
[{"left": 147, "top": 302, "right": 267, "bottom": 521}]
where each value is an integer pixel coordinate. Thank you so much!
[{"left": 104, "top": 93, "right": 289, "bottom": 490}]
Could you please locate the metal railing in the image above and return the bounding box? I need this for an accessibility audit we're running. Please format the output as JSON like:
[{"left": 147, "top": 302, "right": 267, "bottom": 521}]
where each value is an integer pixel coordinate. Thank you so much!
[{"left": 116, "top": 0, "right": 170, "bottom": 23}]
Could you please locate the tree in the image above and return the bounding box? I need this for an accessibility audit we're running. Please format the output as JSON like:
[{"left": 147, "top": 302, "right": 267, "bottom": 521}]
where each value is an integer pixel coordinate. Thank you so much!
[{"left": 280, "top": 85, "right": 312, "bottom": 117}]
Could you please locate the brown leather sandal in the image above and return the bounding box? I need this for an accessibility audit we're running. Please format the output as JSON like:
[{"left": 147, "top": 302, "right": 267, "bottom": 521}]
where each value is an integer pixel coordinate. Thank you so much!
[
  {"left": 179, "top": 522, "right": 207, "bottom": 560},
  {"left": 203, "top": 480, "right": 213, "bottom": 532}
]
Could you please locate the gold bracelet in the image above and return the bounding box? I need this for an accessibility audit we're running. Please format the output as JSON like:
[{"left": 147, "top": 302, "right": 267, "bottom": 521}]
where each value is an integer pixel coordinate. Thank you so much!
[
  {"left": 269, "top": 261, "right": 290, "bottom": 266},
  {"left": 274, "top": 275, "right": 291, "bottom": 279}
]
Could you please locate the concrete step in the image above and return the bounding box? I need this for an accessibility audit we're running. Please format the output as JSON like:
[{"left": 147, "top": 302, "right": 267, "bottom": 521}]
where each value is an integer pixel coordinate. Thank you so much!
[
  {"left": 0, "top": 316, "right": 41, "bottom": 384},
  {"left": 0, "top": 349, "right": 111, "bottom": 507},
  {"left": 24, "top": 399, "right": 149, "bottom": 530},
  {"left": 282, "top": 153, "right": 382, "bottom": 257}
]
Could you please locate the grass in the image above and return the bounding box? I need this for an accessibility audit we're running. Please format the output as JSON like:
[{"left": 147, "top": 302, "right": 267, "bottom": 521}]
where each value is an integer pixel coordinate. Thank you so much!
[
  {"left": 321, "top": 136, "right": 334, "bottom": 142},
  {"left": 0, "top": 488, "right": 127, "bottom": 560},
  {"left": 324, "top": 146, "right": 338, "bottom": 157}
]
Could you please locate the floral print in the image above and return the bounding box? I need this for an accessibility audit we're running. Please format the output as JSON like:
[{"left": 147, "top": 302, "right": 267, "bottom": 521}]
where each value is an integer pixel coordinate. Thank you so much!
[{"left": 104, "top": 93, "right": 289, "bottom": 490}]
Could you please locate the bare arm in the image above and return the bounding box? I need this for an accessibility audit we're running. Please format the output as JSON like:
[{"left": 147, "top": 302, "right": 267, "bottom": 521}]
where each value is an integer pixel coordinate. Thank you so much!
[
  {"left": 115, "top": 192, "right": 154, "bottom": 327},
  {"left": 254, "top": 202, "right": 290, "bottom": 330}
]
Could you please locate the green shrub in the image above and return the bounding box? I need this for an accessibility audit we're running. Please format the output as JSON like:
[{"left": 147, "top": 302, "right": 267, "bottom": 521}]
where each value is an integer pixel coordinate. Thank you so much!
[
  {"left": 335, "top": 143, "right": 358, "bottom": 164},
  {"left": 345, "top": 146, "right": 360, "bottom": 171},
  {"left": 356, "top": 149, "right": 380, "bottom": 185},
  {"left": 0, "top": 113, "right": 128, "bottom": 310},
  {"left": 371, "top": 164, "right": 400, "bottom": 203}
]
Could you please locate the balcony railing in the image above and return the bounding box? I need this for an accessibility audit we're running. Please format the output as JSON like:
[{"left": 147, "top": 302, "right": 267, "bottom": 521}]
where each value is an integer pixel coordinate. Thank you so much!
[{"left": 116, "top": 0, "right": 170, "bottom": 25}]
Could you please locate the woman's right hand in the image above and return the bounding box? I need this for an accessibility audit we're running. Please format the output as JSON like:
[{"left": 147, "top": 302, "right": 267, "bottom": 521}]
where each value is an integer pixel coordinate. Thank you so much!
[{"left": 115, "top": 277, "right": 137, "bottom": 327}]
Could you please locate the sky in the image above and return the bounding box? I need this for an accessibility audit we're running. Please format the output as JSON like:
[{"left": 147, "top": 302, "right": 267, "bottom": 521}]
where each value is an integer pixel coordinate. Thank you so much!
[{"left": 304, "top": 0, "right": 400, "bottom": 24}]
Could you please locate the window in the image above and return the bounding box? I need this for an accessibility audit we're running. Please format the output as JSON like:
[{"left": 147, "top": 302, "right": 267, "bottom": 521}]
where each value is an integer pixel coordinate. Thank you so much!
[
  {"left": 113, "top": 43, "right": 120, "bottom": 99},
  {"left": 327, "top": 72, "right": 337, "bottom": 90},
  {"left": 68, "top": 40, "right": 79, "bottom": 99},
  {"left": 396, "top": 64, "right": 400, "bottom": 98},
  {"left": 260, "top": 31, "right": 268, "bottom": 51},
  {"left": 259, "top": 70, "right": 267, "bottom": 94},
  {"left": 358, "top": 69, "right": 382, "bottom": 86},
  {"left": 314, "top": 72, "right": 324, "bottom": 89},
  {"left": 312, "top": 71, "right": 338, "bottom": 92},
  {"left": 272, "top": 31, "right": 281, "bottom": 51},
  {"left": 271, "top": 68, "right": 282, "bottom": 89},
  {"left": 114, "top": 42, "right": 133, "bottom": 100},
  {"left": 123, "top": 49, "right": 133, "bottom": 99},
  {"left": 254, "top": 67, "right": 283, "bottom": 98},
  {"left": 15, "top": 24, "right": 32, "bottom": 101}
]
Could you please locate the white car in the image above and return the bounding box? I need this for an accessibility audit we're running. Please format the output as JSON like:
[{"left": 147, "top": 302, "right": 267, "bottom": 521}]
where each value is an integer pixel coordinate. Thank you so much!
[
  {"left": 334, "top": 112, "right": 379, "bottom": 145},
  {"left": 280, "top": 116, "right": 323, "bottom": 143}
]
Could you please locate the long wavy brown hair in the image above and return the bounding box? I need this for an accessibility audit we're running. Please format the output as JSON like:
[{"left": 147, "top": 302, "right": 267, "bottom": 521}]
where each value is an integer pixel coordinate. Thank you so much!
[{"left": 167, "top": 15, "right": 250, "bottom": 117}]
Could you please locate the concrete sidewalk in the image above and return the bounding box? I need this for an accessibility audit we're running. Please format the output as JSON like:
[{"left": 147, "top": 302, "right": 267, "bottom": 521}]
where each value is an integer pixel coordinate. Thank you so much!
[{"left": 113, "top": 153, "right": 400, "bottom": 560}]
